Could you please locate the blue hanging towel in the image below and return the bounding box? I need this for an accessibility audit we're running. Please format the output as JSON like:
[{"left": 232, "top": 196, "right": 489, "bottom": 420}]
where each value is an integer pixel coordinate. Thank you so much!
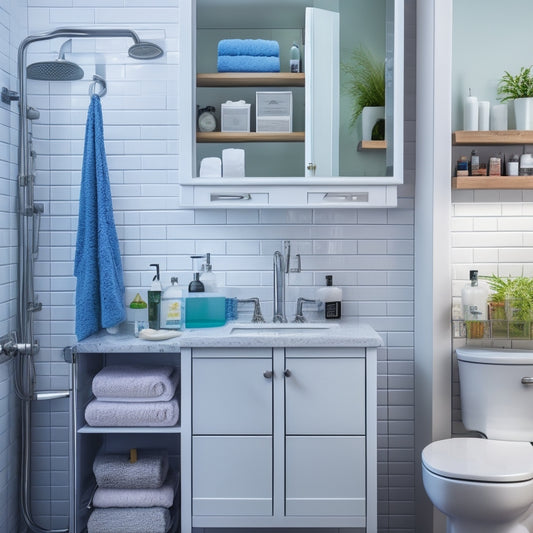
[{"left": 74, "top": 94, "right": 125, "bottom": 340}]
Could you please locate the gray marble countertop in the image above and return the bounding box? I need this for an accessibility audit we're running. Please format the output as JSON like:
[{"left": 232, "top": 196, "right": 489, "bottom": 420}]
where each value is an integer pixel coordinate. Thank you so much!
[{"left": 70, "top": 319, "right": 383, "bottom": 354}]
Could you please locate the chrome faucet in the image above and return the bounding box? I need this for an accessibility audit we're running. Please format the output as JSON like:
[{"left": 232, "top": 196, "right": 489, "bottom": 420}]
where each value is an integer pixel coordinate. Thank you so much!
[{"left": 273, "top": 240, "right": 298, "bottom": 323}]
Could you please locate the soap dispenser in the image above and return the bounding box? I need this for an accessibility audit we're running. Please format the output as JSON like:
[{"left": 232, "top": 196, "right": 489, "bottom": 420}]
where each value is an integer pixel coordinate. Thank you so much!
[
  {"left": 189, "top": 255, "right": 205, "bottom": 293},
  {"left": 148, "top": 263, "right": 162, "bottom": 329},
  {"left": 200, "top": 253, "right": 217, "bottom": 292},
  {"left": 316, "top": 275, "right": 342, "bottom": 319},
  {"left": 161, "top": 277, "right": 184, "bottom": 330},
  {"left": 461, "top": 270, "right": 489, "bottom": 321}
]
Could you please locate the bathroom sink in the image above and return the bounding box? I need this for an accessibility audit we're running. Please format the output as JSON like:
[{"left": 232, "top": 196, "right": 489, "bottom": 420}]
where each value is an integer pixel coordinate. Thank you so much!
[{"left": 230, "top": 323, "right": 339, "bottom": 335}]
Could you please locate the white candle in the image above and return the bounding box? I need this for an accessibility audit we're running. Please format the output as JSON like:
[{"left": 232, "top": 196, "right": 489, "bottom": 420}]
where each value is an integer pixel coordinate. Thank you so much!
[
  {"left": 491, "top": 104, "right": 508, "bottom": 131},
  {"left": 464, "top": 95, "right": 478, "bottom": 131},
  {"left": 478, "top": 101, "right": 490, "bottom": 131}
]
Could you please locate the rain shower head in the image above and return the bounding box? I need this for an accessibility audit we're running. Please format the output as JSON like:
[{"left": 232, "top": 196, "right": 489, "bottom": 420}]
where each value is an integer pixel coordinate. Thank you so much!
[
  {"left": 26, "top": 39, "right": 84, "bottom": 81},
  {"left": 128, "top": 41, "right": 164, "bottom": 60}
]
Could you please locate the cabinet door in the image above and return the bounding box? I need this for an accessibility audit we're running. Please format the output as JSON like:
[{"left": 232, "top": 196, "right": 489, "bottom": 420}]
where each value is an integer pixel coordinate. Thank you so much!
[
  {"left": 193, "top": 435, "right": 272, "bottom": 516},
  {"left": 285, "top": 435, "right": 366, "bottom": 516},
  {"left": 285, "top": 356, "right": 365, "bottom": 435},
  {"left": 193, "top": 356, "right": 272, "bottom": 435}
]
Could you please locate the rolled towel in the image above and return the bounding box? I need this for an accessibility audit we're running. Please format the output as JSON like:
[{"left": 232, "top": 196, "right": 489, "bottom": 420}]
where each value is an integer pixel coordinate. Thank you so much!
[
  {"left": 85, "top": 397, "right": 180, "bottom": 427},
  {"left": 92, "top": 365, "right": 179, "bottom": 402},
  {"left": 93, "top": 471, "right": 176, "bottom": 508},
  {"left": 199, "top": 157, "right": 222, "bottom": 177},
  {"left": 217, "top": 55, "right": 280, "bottom": 73},
  {"left": 93, "top": 449, "right": 169, "bottom": 489},
  {"left": 87, "top": 506, "right": 170, "bottom": 533},
  {"left": 218, "top": 38, "right": 279, "bottom": 57},
  {"left": 222, "top": 148, "right": 245, "bottom": 177}
]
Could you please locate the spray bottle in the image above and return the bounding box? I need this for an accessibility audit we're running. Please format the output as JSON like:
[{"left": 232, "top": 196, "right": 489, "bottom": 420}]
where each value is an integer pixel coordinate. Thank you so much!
[{"left": 148, "top": 263, "right": 162, "bottom": 329}]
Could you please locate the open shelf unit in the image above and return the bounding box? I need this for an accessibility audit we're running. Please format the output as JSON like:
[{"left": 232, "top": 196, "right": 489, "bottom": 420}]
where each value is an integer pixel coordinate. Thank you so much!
[{"left": 452, "top": 130, "right": 533, "bottom": 189}]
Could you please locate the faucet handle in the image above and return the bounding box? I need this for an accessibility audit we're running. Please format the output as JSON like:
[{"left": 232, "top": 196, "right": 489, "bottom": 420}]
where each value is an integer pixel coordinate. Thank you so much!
[
  {"left": 293, "top": 297, "right": 316, "bottom": 323},
  {"left": 237, "top": 298, "right": 266, "bottom": 323}
]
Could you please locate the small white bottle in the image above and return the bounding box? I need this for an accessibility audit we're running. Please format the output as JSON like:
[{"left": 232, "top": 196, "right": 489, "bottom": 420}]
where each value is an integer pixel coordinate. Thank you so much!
[
  {"left": 290, "top": 42, "right": 300, "bottom": 73},
  {"left": 161, "top": 277, "right": 184, "bottom": 330},
  {"left": 316, "top": 275, "right": 342, "bottom": 319},
  {"left": 461, "top": 270, "right": 488, "bottom": 321},
  {"left": 199, "top": 253, "right": 218, "bottom": 292}
]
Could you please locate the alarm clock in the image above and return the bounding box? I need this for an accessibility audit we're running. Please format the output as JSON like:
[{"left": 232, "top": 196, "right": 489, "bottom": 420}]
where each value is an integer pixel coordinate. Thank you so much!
[{"left": 197, "top": 105, "right": 217, "bottom": 132}]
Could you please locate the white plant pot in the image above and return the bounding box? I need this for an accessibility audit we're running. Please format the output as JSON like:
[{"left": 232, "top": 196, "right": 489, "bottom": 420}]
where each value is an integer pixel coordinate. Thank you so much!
[
  {"left": 361, "top": 106, "right": 385, "bottom": 140},
  {"left": 514, "top": 97, "right": 533, "bottom": 130}
]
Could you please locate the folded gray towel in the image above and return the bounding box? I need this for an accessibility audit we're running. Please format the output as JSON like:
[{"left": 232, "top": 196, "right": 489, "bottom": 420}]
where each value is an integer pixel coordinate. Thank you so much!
[
  {"left": 85, "top": 397, "right": 180, "bottom": 427},
  {"left": 92, "top": 365, "right": 179, "bottom": 401},
  {"left": 93, "top": 450, "right": 169, "bottom": 489},
  {"left": 87, "top": 506, "right": 171, "bottom": 533},
  {"left": 93, "top": 471, "right": 176, "bottom": 508}
]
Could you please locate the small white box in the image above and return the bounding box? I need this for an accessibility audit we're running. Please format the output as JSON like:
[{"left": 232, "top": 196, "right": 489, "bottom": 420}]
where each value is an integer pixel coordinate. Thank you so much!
[
  {"left": 221, "top": 101, "right": 251, "bottom": 132},
  {"left": 256, "top": 91, "right": 292, "bottom": 132}
]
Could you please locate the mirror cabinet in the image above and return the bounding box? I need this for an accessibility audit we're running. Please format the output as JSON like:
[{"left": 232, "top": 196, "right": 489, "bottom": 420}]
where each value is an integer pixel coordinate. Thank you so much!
[{"left": 178, "top": 0, "right": 404, "bottom": 208}]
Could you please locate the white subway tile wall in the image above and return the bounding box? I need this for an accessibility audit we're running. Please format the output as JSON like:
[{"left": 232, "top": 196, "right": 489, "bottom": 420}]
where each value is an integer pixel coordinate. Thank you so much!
[
  {"left": 0, "top": 0, "right": 26, "bottom": 531},
  {"left": 452, "top": 192, "right": 533, "bottom": 435},
  {"left": 0, "top": 1, "right": 418, "bottom": 532}
]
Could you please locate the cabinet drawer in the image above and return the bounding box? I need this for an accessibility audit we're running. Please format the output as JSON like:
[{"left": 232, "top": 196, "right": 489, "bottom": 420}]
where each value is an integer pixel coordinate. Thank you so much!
[
  {"left": 193, "top": 356, "right": 272, "bottom": 434},
  {"left": 285, "top": 435, "right": 366, "bottom": 516},
  {"left": 285, "top": 357, "right": 365, "bottom": 435},
  {"left": 193, "top": 436, "right": 272, "bottom": 516}
]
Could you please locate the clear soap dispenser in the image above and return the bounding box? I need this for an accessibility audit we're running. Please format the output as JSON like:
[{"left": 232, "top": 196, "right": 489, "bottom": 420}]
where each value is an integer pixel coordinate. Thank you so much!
[
  {"left": 461, "top": 270, "right": 489, "bottom": 321},
  {"left": 200, "top": 253, "right": 217, "bottom": 292}
]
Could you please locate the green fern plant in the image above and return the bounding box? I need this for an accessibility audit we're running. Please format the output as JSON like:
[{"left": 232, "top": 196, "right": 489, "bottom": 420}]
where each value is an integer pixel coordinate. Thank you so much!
[
  {"left": 342, "top": 46, "right": 385, "bottom": 127},
  {"left": 497, "top": 66, "right": 533, "bottom": 102}
]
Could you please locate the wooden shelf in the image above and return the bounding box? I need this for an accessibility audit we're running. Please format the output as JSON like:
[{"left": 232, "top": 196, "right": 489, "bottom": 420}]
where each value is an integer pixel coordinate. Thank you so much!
[
  {"left": 452, "top": 176, "right": 533, "bottom": 189},
  {"left": 453, "top": 130, "right": 533, "bottom": 145},
  {"left": 197, "top": 131, "right": 304, "bottom": 143},
  {"left": 358, "top": 140, "right": 387, "bottom": 150},
  {"left": 197, "top": 72, "right": 305, "bottom": 87}
]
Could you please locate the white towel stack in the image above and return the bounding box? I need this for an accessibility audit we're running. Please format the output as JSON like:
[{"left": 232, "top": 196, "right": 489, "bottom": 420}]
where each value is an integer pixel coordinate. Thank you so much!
[
  {"left": 87, "top": 449, "right": 177, "bottom": 533},
  {"left": 84, "top": 365, "right": 180, "bottom": 427}
]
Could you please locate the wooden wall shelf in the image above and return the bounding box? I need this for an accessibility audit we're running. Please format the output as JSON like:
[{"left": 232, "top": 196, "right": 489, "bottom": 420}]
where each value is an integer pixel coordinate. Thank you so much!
[
  {"left": 197, "top": 73, "right": 305, "bottom": 87},
  {"left": 452, "top": 176, "right": 533, "bottom": 189},
  {"left": 453, "top": 130, "right": 533, "bottom": 145},
  {"left": 197, "top": 131, "right": 305, "bottom": 143},
  {"left": 358, "top": 140, "right": 387, "bottom": 150}
]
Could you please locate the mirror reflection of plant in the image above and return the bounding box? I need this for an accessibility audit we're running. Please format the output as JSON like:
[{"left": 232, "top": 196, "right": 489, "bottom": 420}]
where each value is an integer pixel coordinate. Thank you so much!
[{"left": 342, "top": 45, "right": 385, "bottom": 128}]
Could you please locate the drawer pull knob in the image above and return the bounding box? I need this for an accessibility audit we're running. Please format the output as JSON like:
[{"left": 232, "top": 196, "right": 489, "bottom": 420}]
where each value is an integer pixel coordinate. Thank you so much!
[
  {"left": 263, "top": 370, "right": 273, "bottom": 379},
  {"left": 210, "top": 193, "right": 252, "bottom": 201},
  {"left": 284, "top": 369, "right": 292, "bottom": 377},
  {"left": 521, "top": 377, "right": 533, "bottom": 384}
]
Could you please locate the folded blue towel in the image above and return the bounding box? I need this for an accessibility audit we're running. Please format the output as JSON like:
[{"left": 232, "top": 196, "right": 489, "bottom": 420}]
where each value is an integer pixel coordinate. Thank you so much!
[
  {"left": 217, "top": 55, "right": 280, "bottom": 73},
  {"left": 218, "top": 38, "right": 279, "bottom": 57},
  {"left": 74, "top": 94, "right": 125, "bottom": 341}
]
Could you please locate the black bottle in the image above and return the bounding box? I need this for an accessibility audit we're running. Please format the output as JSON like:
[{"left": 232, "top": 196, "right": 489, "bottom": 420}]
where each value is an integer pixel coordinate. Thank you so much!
[{"left": 188, "top": 272, "right": 205, "bottom": 293}]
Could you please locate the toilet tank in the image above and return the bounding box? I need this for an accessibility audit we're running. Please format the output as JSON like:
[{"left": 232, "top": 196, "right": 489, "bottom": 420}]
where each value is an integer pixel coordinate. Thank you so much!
[{"left": 456, "top": 346, "right": 533, "bottom": 441}]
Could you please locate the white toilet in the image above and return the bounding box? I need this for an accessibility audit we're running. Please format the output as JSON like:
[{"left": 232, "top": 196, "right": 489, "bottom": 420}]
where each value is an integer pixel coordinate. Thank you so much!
[{"left": 422, "top": 346, "right": 533, "bottom": 533}]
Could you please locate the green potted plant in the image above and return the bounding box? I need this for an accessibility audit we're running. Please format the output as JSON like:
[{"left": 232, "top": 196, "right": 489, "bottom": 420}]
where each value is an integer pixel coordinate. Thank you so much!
[
  {"left": 342, "top": 46, "right": 385, "bottom": 141},
  {"left": 497, "top": 66, "right": 533, "bottom": 130},
  {"left": 484, "top": 274, "right": 533, "bottom": 338}
]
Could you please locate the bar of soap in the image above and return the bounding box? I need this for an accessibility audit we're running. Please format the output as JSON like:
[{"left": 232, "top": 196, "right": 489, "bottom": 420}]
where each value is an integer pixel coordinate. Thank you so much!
[{"left": 138, "top": 328, "right": 182, "bottom": 341}]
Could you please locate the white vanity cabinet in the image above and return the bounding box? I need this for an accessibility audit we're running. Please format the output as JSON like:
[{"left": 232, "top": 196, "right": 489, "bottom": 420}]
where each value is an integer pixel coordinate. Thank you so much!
[{"left": 189, "top": 345, "right": 376, "bottom": 530}]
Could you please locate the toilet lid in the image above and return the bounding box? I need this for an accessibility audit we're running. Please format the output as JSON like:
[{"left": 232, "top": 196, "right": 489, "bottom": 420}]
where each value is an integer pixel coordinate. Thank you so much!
[
  {"left": 422, "top": 438, "right": 533, "bottom": 482},
  {"left": 456, "top": 345, "right": 533, "bottom": 365}
]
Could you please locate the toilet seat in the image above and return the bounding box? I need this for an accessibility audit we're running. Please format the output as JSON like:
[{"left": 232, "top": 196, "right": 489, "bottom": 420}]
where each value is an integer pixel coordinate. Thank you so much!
[{"left": 422, "top": 438, "right": 533, "bottom": 483}]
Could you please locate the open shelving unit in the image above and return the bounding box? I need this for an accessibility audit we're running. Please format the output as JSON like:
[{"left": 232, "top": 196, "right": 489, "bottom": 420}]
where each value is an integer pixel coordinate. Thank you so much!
[{"left": 452, "top": 130, "right": 533, "bottom": 189}]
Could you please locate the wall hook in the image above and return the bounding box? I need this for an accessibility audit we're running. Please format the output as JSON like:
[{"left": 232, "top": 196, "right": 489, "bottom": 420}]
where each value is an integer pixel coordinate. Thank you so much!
[{"left": 88, "top": 74, "right": 107, "bottom": 98}]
